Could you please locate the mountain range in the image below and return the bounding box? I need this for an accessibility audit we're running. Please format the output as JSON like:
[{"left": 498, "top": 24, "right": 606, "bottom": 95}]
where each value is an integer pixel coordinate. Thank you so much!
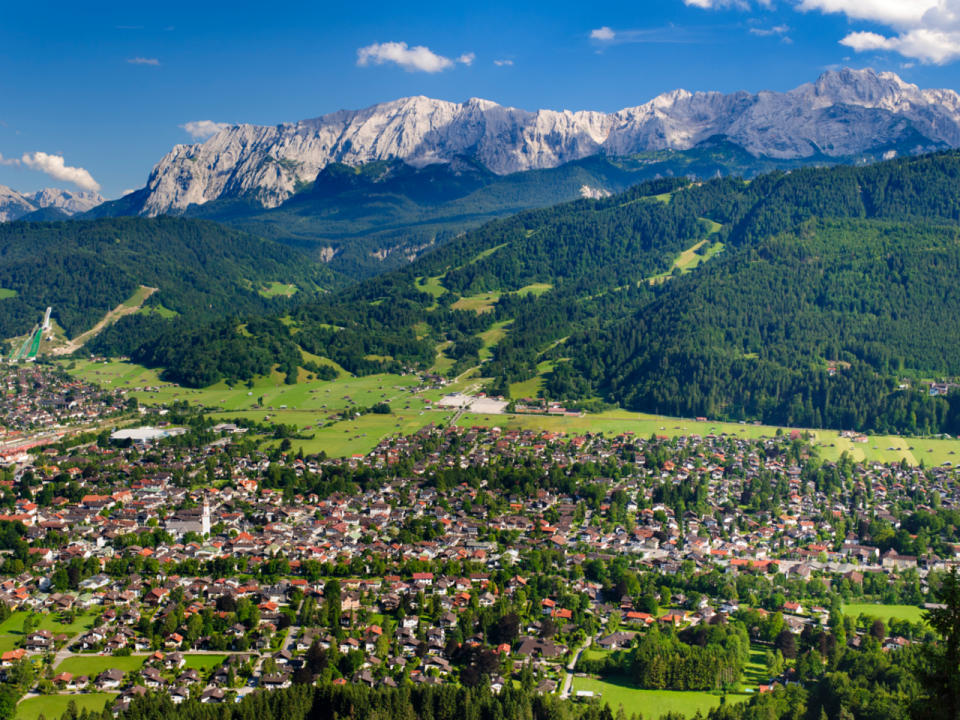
[
  {"left": 110, "top": 68, "right": 958, "bottom": 217},
  {"left": 0, "top": 186, "right": 104, "bottom": 222},
  {"left": 67, "top": 68, "right": 959, "bottom": 278}
]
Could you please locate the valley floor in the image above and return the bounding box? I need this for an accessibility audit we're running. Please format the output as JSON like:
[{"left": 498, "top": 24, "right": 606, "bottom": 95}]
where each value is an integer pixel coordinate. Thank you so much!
[{"left": 64, "top": 359, "right": 960, "bottom": 466}]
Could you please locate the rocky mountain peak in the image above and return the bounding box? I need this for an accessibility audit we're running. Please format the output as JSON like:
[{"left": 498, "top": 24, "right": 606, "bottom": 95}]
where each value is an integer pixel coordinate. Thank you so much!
[{"left": 128, "top": 69, "right": 960, "bottom": 216}]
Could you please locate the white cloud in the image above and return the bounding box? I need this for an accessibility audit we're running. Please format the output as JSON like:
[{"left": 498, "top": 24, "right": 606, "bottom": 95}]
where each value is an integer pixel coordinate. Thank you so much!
[
  {"left": 493, "top": 59, "right": 514, "bottom": 66},
  {"left": 126, "top": 57, "right": 160, "bottom": 66},
  {"left": 841, "top": 27, "right": 960, "bottom": 62},
  {"left": 180, "top": 120, "right": 231, "bottom": 140},
  {"left": 750, "top": 24, "right": 790, "bottom": 35},
  {"left": 683, "top": 0, "right": 771, "bottom": 8},
  {"left": 796, "top": 0, "right": 936, "bottom": 28},
  {"left": 798, "top": 0, "right": 960, "bottom": 64},
  {"left": 21, "top": 152, "right": 100, "bottom": 192},
  {"left": 121, "top": 188, "right": 137, "bottom": 197},
  {"left": 0, "top": 153, "right": 19, "bottom": 167},
  {"left": 356, "top": 42, "right": 473, "bottom": 73},
  {"left": 590, "top": 26, "right": 616, "bottom": 41}
]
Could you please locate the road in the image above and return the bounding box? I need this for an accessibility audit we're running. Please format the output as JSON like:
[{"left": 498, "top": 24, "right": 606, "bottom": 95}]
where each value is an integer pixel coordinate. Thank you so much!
[{"left": 560, "top": 636, "right": 592, "bottom": 699}]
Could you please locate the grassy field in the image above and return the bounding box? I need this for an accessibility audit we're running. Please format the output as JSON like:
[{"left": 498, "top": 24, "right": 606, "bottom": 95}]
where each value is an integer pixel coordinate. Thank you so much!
[
  {"left": 183, "top": 654, "right": 228, "bottom": 671},
  {"left": 137, "top": 304, "right": 179, "bottom": 319},
  {"left": 452, "top": 283, "right": 554, "bottom": 314},
  {"left": 0, "top": 611, "right": 97, "bottom": 639},
  {"left": 54, "top": 655, "right": 146, "bottom": 676},
  {"left": 743, "top": 645, "right": 770, "bottom": 687},
  {"left": 842, "top": 604, "right": 926, "bottom": 623},
  {"left": 571, "top": 677, "right": 739, "bottom": 717},
  {"left": 509, "top": 360, "right": 555, "bottom": 401},
  {"left": 259, "top": 282, "right": 298, "bottom": 298},
  {"left": 415, "top": 275, "right": 446, "bottom": 299},
  {"left": 16, "top": 693, "right": 115, "bottom": 720},
  {"left": 456, "top": 409, "right": 960, "bottom": 466},
  {"left": 65, "top": 358, "right": 960, "bottom": 465},
  {"left": 648, "top": 239, "right": 725, "bottom": 285},
  {"left": 478, "top": 321, "right": 512, "bottom": 362},
  {"left": 0, "top": 288, "right": 17, "bottom": 299},
  {"left": 581, "top": 648, "right": 612, "bottom": 663}
]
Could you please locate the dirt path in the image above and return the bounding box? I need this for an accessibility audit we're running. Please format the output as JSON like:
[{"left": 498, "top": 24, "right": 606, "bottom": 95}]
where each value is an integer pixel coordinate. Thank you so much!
[{"left": 52, "top": 286, "right": 157, "bottom": 356}]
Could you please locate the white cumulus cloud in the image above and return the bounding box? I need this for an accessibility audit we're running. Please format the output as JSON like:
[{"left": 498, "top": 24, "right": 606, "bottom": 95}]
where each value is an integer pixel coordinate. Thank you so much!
[
  {"left": 799, "top": 0, "right": 960, "bottom": 64},
  {"left": 590, "top": 26, "right": 616, "bottom": 41},
  {"left": 181, "top": 120, "right": 231, "bottom": 140},
  {"left": 0, "top": 153, "right": 19, "bottom": 167},
  {"left": 21, "top": 152, "right": 100, "bottom": 192},
  {"left": 356, "top": 42, "right": 473, "bottom": 73}
]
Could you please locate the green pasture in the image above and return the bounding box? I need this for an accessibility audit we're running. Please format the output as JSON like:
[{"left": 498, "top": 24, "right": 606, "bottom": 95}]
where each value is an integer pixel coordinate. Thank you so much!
[
  {"left": 259, "top": 282, "right": 298, "bottom": 298},
  {"left": 571, "top": 676, "right": 741, "bottom": 718},
  {"left": 841, "top": 604, "right": 926, "bottom": 624},
  {"left": 54, "top": 655, "right": 146, "bottom": 675},
  {"left": 16, "top": 693, "right": 115, "bottom": 720}
]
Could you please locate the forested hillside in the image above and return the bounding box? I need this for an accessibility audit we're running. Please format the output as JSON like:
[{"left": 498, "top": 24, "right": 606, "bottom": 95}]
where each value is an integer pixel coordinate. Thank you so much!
[
  {"left": 74, "top": 151, "right": 960, "bottom": 434},
  {"left": 0, "top": 217, "right": 335, "bottom": 340},
  {"left": 90, "top": 141, "right": 826, "bottom": 280}
]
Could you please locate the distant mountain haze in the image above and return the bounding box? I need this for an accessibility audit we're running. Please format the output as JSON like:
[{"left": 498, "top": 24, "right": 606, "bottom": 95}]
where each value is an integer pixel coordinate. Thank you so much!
[{"left": 0, "top": 186, "right": 104, "bottom": 222}]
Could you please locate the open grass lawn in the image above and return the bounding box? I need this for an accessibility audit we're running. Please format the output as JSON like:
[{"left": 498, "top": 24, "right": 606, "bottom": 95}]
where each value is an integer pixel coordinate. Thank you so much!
[
  {"left": 509, "top": 360, "right": 555, "bottom": 401},
  {"left": 183, "top": 654, "right": 228, "bottom": 671},
  {"left": 0, "top": 288, "right": 17, "bottom": 299},
  {"left": 478, "top": 321, "right": 511, "bottom": 361},
  {"left": 54, "top": 655, "right": 146, "bottom": 676},
  {"left": 0, "top": 611, "right": 93, "bottom": 638},
  {"left": 259, "top": 281, "right": 298, "bottom": 298},
  {"left": 415, "top": 275, "right": 447, "bottom": 299},
  {"left": 452, "top": 292, "right": 501, "bottom": 314},
  {"left": 121, "top": 286, "right": 157, "bottom": 308},
  {"left": 37, "top": 611, "right": 98, "bottom": 636},
  {"left": 648, "top": 239, "right": 725, "bottom": 285},
  {"left": 743, "top": 645, "right": 770, "bottom": 687},
  {"left": 842, "top": 604, "right": 926, "bottom": 624},
  {"left": 581, "top": 648, "right": 612, "bottom": 664},
  {"left": 571, "top": 677, "right": 742, "bottom": 718},
  {"left": 0, "top": 612, "right": 29, "bottom": 635},
  {"left": 16, "top": 693, "right": 115, "bottom": 720},
  {"left": 452, "top": 283, "right": 554, "bottom": 314}
]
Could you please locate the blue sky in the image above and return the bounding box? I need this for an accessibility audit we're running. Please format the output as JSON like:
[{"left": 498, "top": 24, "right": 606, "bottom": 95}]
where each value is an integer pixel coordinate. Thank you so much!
[{"left": 4, "top": 0, "right": 960, "bottom": 199}]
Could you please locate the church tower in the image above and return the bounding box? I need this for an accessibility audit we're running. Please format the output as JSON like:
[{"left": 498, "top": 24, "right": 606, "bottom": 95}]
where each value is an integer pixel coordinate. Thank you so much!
[{"left": 201, "top": 497, "right": 211, "bottom": 537}]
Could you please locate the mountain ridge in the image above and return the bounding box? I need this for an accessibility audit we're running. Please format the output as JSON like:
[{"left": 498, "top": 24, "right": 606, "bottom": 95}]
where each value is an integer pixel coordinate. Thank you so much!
[
  {"left": 0, "top": 186, "right": 104, "bottom": 222},
  {"left": 124, "top": 68, "right": 957, "bottom": 216}
]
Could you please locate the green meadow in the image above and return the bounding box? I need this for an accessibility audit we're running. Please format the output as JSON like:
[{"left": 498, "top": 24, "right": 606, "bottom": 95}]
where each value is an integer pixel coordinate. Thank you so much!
[
  {"left": 16, "top": 693, "right": 115, "bottom": 720},
  {"left": 570, "top": 676, "right": 742, "bottom": 718},
  {"left": 64, "top": 358, "right": 960, "bottom": 465},
  {"left": 841, "top": 604, "right": 926, "bottom": 624}
]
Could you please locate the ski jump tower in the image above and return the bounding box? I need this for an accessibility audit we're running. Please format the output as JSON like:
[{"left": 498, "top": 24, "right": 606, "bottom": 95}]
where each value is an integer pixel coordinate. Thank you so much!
[{"left": 41, "top": 307, "right": 52, "bottom": 332}]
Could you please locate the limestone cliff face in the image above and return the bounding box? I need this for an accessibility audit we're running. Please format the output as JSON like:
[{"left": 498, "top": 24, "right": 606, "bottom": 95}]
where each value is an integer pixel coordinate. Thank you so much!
[{"left": 137, "top": 69, "right": 960, "bottom": 215}]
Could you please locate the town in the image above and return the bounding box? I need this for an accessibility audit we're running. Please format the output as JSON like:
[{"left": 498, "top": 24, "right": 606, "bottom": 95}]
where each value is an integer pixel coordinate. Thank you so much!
[{"left": 0, "top": 364, "right": 950, "bottom": 719}]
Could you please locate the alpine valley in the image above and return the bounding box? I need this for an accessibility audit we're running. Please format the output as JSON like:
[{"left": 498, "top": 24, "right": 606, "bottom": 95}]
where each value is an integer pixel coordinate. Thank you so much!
[
  {"left": 8, "top": 69, "right": 960, "bottom": 436},
  {"left": 81, "top": 68, "right": 960, "bottom": 276}
]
